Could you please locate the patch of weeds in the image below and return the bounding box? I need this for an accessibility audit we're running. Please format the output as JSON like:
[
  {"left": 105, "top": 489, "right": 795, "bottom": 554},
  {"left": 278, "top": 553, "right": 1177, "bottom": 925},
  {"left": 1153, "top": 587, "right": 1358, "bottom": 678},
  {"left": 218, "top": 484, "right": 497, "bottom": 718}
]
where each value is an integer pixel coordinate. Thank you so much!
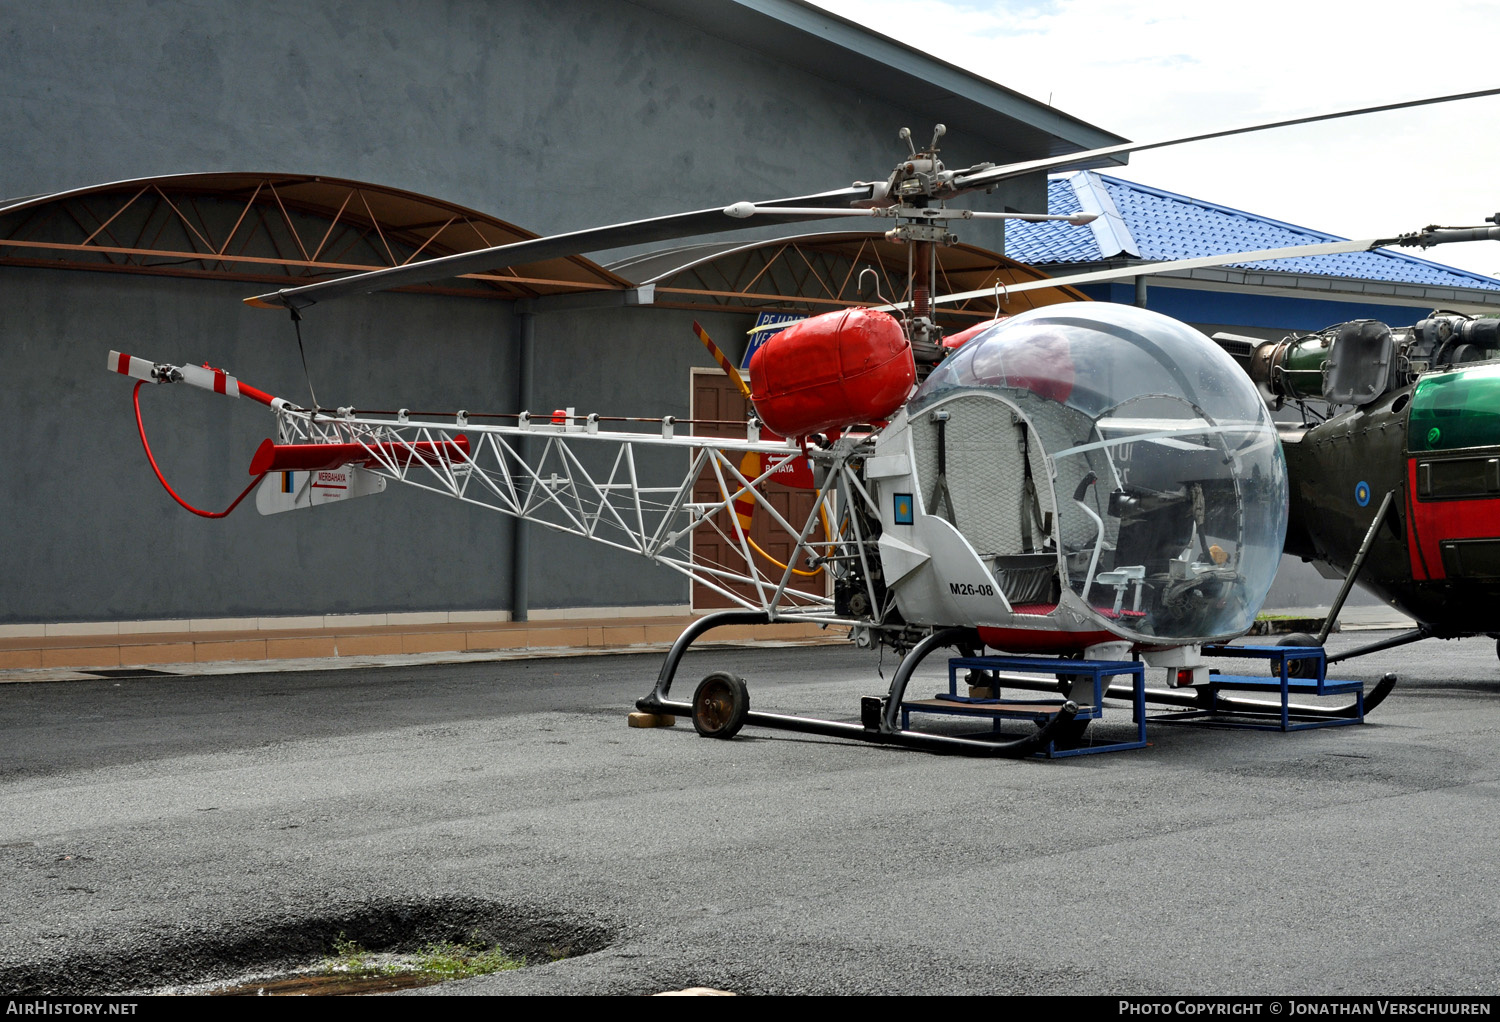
[
  {"left": 409, "top": 941, "right": 525, "bottom": 979},
  {"left": 326, "top": 933, "right": 373, "bottom": 974},
  {"left": 321, "top": 933, "right": 526, "bottom": 984}
]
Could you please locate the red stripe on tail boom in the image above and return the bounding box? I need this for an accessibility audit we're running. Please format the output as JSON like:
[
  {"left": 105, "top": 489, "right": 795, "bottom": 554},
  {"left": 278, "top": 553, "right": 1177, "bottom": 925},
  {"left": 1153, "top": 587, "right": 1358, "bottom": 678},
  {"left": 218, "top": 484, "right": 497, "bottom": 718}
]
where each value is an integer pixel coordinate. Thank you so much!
[{"left": 249, "top": 436, "right": 472, "bottom": 475}]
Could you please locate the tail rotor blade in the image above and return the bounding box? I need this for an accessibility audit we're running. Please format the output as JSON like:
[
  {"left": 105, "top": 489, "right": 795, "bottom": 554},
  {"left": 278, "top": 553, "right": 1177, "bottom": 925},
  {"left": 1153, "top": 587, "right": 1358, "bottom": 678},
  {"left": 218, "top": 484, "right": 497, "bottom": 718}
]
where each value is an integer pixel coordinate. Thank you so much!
[{"left": 108, "top": 350, "right": 163, "bottom": 383}]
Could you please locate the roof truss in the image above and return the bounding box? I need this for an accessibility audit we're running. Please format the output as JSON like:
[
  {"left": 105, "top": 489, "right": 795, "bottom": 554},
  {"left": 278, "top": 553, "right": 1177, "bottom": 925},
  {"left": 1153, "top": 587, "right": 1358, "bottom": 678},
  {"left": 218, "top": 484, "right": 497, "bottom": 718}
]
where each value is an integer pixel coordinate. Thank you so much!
[{"left": 0, "top": 174, "right": 627, "bottom": 300}]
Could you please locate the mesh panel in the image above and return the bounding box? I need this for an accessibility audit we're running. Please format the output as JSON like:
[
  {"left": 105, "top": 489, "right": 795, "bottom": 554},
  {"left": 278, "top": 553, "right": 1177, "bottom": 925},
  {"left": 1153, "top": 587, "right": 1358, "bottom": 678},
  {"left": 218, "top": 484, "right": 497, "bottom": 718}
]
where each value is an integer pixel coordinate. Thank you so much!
[
  {"left": 908, "top": 394, "right": 1055, "bottom": 560},
  {"left": 1006, "top": 390, "right": 1116, "bottom": 557}
]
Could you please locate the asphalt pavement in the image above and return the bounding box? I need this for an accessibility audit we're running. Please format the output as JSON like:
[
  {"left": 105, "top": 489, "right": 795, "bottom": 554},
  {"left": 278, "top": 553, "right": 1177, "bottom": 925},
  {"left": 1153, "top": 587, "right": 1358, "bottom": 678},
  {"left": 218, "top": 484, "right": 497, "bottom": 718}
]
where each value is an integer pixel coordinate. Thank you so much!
[{"left": 1, "top": 630, "right": 1498, "bottom": 996}]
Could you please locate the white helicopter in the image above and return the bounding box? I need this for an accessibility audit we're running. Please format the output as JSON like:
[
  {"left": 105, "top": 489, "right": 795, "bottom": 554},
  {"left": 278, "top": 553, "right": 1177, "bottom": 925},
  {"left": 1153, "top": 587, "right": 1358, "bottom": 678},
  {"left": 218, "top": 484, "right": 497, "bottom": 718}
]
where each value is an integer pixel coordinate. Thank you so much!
[{"left": 107, "top": 88, "right": 1500, "bottom": 756}]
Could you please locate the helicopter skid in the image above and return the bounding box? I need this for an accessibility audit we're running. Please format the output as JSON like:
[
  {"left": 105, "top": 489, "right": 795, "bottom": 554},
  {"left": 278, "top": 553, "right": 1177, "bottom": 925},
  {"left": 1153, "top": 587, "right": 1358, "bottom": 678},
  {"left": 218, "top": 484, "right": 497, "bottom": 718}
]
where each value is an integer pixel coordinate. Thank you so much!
[
  {"left": 636, "top": 613, "right": 1084, "bottom": 758},
  {"left": 639, "top": 701, "right": 1085, "bottom": 757},
  {"left": 990, "top": 669, "right": 1398, "bottom": 724}
]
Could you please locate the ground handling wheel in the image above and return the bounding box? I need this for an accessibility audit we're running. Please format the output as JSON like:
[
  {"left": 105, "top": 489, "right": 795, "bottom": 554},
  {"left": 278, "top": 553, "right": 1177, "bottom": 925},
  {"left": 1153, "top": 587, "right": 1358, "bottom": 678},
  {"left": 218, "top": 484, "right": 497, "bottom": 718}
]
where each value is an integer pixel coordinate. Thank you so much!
[
  {"left": 691, "top": 672, "right": 750, "bottom": 739},
  {"left": 1276, "top": 632, "right": 1321, "bottom": 679},
  {"left": 1038, "top": 672, "right": 1092, "bottom": 746}
]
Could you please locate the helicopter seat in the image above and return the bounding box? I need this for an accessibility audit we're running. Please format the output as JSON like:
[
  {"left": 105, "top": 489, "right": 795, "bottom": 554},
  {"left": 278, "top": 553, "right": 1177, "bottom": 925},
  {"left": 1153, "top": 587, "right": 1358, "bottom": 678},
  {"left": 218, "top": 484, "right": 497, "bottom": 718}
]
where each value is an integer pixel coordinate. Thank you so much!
[
  {"left": 1008, "top": 602, "right": 1145, "bottom": 622},
  {"left": 1095, "top": 565, "right": 1147, "bottom": 614},
  {"left": 991, "top": 553, "right": 1059, "bottom": 605},
  {"left": 908, "top": 394, "right": 1060, "bottom": 603},
  {"left": 1008, "top": 603, "right": 1058, "bottom": 617},
  {"left": 1003, "top": 390, "right": 1120, "bottom": 562}
]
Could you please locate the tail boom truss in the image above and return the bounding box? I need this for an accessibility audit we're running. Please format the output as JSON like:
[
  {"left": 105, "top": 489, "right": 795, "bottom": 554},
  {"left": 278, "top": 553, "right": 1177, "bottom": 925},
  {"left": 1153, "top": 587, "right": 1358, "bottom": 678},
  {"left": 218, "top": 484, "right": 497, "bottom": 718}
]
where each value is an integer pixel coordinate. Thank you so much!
[{"left": 268, "top": 404, "right": 856, "bottom": 620}]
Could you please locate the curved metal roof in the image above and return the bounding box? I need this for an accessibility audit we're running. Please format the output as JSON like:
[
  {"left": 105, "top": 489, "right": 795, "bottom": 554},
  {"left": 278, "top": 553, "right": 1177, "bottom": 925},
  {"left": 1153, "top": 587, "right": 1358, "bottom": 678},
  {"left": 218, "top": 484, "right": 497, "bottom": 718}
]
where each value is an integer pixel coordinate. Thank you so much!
[
  {"left": 0, "top": 172, "right": 628, "bottom": 300},
  {"left": 613, "top": 230, "right": 1091, "bottom": 323},
  {"left": 1006, "top": 172, "right": 1500, "bottom": 307}
]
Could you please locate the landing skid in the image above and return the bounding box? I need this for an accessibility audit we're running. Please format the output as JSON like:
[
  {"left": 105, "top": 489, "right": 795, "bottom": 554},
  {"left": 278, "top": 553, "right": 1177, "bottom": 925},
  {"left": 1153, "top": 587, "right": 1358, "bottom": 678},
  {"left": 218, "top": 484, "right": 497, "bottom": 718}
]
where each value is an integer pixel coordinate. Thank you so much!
[
  {"left": 635, "top": 612, "right": 1082, "bottom": 757},
  {"left": 993, "top": 668, "right": 1398, "bottom": 720}
]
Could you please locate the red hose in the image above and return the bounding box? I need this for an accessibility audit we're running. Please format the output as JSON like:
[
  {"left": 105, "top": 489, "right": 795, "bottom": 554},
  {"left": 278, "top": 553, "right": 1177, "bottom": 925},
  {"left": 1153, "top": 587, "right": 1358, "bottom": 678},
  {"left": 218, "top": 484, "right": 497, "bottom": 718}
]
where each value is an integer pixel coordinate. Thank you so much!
[{"left": 133, "top": 381, "right": 266, "bottom": 518}]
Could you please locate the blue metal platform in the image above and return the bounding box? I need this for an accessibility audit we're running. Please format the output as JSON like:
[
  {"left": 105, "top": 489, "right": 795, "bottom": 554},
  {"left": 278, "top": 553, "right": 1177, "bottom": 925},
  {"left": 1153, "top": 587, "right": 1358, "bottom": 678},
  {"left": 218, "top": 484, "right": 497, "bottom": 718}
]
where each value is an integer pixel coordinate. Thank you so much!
[
  {"left": 901, "top": 655, "right": 1148, "bottom": 758},
  {"left": 1148, "top": 644, "right": 1365, "bottom": 731}
]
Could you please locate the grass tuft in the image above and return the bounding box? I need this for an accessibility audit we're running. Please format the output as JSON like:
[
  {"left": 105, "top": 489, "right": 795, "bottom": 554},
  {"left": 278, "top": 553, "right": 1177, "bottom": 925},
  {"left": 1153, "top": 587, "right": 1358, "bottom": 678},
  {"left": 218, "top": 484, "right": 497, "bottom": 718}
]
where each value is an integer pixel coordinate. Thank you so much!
[
  {"left": 410, "top": 941, "right": 526, "bottom": 979},
  {"left": 328, "top": 933, "right": 370, "bottom": 973},
  {"left": 322, "top": 934, "right": 526, "bottom": 983}
]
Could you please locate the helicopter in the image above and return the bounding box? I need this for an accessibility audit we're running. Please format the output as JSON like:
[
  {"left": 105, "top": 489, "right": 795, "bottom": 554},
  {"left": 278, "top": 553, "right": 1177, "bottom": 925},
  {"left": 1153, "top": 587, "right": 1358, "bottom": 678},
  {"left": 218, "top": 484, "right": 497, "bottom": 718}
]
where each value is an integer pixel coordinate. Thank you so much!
[
  {"left": 105, "top": 88, "right": 1500, "bottom": 756},
  {"left": 1203, "top": 304, "right": 1500, "bottom": 669}
]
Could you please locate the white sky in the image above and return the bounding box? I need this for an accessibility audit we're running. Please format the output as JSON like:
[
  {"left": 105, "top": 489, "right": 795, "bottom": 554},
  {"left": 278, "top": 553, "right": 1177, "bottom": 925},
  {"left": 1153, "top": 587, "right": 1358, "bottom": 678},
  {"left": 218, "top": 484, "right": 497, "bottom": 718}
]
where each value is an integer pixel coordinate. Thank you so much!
[{"left": 808, "top": 0, "right": 1500, "bottom": 279}]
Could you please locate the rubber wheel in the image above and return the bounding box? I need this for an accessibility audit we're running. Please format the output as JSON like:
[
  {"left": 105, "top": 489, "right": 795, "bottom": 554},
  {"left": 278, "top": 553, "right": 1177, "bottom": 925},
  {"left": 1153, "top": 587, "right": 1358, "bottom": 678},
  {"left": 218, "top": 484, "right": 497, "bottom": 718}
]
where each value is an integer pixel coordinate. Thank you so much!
[
  {"left": 692, "top": 672, "right": 749, "bottom": 739},
  {"left": 1036, "top": 715, "right": 1090, "bottom": 747},
  {"left": 1277, "top": 632, "right": 1321, "bottom": 679},
  {"left": 1044, "top": 673, "right": 1091, "bottom": 745}
]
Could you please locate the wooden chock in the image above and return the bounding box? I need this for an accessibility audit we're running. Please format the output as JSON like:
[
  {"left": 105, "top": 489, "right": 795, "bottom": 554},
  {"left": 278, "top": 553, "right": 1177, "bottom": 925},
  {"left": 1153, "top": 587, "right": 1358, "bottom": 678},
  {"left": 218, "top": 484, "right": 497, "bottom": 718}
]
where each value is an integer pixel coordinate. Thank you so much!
[{"left": 628, "top": 711, "right": 677, "bottom": 728}]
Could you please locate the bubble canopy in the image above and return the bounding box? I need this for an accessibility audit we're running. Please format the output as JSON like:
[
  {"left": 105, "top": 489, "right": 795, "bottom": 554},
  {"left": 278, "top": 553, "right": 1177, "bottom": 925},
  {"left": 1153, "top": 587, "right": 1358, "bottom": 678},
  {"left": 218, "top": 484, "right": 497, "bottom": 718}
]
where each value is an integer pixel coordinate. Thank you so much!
[{"left": 914, "top": 304, "right": 1288, "bottom": 644}]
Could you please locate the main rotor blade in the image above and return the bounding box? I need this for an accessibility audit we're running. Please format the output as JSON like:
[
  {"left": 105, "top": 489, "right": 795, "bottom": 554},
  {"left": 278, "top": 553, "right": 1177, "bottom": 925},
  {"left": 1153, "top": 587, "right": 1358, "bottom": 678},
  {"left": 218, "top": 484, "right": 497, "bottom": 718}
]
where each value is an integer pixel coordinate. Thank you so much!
[
  {"left": 902, "top": 237, "right": 1382, "bottom": 311},
  {"left": 245, "top": 185, "right": 876, "bottom": 310},
  {"left": 949, "top": 86, "right": 1500, "bottom": 194}
]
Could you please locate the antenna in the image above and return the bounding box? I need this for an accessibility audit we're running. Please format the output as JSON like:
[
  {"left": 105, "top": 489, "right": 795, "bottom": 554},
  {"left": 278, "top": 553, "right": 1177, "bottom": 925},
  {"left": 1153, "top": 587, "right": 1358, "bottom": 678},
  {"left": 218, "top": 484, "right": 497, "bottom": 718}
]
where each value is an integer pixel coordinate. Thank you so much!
[{"left": 858, "top": 267, "right": 898, "bottom": 328}]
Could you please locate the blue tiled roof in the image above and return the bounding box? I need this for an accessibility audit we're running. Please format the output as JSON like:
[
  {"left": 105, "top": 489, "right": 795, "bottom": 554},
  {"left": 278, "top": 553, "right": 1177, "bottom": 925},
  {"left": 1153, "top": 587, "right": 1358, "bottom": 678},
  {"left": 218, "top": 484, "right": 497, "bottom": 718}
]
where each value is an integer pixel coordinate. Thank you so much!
[{"left": 1005, "top": 172, "right": 1500, "bottom": 292}]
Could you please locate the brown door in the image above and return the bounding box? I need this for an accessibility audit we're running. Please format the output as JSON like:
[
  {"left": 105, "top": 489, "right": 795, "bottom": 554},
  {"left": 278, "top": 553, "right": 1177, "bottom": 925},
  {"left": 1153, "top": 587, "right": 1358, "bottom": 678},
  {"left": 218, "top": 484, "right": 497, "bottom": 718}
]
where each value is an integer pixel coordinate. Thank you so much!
[{"left": 690, "top": 371, "right": 826, "bottom": 610}]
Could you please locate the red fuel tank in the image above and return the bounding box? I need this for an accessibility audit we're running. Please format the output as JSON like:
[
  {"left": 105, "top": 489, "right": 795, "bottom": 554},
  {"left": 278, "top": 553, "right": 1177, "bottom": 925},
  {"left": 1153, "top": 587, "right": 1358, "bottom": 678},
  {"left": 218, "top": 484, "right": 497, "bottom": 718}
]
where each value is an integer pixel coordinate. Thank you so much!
[{"left": 748, "top": 308, "right": 915, "bottom": 437}]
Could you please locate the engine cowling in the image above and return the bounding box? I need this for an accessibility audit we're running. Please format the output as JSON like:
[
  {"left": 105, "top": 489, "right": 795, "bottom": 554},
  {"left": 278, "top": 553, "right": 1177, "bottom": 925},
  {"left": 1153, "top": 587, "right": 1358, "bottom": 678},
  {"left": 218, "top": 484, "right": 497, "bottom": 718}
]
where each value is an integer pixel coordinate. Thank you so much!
[{"left": 748, "top": 308, "right": 915, "bottom": 437}]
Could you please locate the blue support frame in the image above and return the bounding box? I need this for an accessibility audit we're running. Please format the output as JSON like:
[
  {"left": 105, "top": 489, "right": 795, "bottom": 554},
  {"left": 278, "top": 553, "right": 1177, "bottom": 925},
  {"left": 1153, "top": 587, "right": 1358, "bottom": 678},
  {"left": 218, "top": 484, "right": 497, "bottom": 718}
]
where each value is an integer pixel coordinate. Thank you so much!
[
  {"left": 1149, "top": 644, "right": 1365, "bottom": 731},
  {"left": 900, "top": 655, "right": 1148, "bottom": 758}
]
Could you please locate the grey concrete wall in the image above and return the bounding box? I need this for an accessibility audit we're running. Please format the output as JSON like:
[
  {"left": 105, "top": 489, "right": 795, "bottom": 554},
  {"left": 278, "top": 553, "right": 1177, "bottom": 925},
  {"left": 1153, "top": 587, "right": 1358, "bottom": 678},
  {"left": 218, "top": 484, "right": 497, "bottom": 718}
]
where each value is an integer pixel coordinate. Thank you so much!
[
  {"left": 0, "top": 262, "right": 813, "bottom": 622},
  {"left": 0, "top": 0, "right": 1039, "bottom": 242},
  {"left": 521, "top": 303, "right": 762, "bottom": 610},
  {"left": 1, "top": 267, "right": 521, "bottom": 623},
  {"left": 1, "top": 0, "right": 1053, "bottom": 624}
]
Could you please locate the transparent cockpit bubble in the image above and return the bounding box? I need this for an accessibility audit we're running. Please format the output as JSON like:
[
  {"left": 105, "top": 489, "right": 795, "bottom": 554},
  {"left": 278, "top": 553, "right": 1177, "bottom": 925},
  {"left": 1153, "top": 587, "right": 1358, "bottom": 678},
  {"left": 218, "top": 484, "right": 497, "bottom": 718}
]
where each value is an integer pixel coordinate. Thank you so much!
[{"left": 913, "top": 304, "right": 1288, "bottom": 643}]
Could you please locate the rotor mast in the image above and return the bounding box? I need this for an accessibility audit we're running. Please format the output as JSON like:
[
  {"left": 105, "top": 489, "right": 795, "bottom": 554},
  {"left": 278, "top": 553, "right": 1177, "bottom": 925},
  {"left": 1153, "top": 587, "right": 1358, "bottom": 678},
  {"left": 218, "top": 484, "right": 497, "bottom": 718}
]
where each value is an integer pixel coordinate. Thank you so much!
[{"left": 883, "top": 125, "right": 954, "bottom": 362}]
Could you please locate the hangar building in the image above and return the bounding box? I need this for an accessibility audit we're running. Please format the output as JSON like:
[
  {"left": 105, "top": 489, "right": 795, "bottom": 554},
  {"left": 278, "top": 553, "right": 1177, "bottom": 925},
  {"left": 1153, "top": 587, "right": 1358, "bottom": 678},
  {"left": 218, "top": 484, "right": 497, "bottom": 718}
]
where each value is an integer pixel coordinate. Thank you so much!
[{"left": 0, "top": 0, "right": 1124, "bottom": 646}]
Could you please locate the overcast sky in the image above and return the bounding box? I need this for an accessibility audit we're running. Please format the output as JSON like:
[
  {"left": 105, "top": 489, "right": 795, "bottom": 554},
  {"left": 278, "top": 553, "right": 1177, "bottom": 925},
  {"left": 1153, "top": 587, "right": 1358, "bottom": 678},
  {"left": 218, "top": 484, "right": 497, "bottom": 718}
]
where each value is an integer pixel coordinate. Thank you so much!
[{"left": 807, "top": 0, "right": 1500, "bottom": 279}]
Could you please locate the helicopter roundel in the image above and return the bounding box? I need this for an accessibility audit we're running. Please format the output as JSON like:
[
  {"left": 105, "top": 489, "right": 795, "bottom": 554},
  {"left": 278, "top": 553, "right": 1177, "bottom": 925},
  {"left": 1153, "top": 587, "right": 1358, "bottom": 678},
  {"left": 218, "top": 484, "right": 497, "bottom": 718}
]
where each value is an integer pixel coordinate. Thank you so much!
[{"left": 1355, "top": 481, "right": 1371, "bottom": 507}]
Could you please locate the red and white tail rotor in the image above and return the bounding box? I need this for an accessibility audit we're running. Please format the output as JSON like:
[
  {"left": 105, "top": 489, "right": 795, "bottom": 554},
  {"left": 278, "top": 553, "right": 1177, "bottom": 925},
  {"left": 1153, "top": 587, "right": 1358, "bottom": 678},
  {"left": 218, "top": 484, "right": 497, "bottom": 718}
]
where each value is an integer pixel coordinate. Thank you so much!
[{"left": 107, "top": 350, "right": 285, "bottom": 408}]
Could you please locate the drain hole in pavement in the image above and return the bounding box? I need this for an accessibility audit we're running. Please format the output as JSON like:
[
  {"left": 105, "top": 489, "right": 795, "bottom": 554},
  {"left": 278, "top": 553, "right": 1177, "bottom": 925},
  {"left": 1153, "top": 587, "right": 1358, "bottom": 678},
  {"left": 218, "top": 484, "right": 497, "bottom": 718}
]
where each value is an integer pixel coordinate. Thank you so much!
[
  {"left": 202, "top": 931, "right": 567, "bottom": 996},
  {"left": 181, "top": 901, "right": 611, "bottom": 996},
  {"left": 3, "top": 898, "right": 613, "bottom": 996}
]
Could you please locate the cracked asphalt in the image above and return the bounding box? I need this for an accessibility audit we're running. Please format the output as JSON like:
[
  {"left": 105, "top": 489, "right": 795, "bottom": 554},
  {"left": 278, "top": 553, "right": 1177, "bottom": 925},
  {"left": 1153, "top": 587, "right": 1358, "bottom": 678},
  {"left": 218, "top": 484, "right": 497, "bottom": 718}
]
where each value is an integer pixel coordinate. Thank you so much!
[{"left": 2, "top": 633, "right": 1498, "bottom": 996}]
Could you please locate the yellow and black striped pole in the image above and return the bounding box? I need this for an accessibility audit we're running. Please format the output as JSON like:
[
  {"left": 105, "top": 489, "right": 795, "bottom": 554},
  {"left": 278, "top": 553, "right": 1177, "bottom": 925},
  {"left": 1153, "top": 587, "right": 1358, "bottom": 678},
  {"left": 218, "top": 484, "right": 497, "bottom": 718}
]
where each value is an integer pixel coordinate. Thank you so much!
[
  {"left": 691, "top": 321, "right": 761, "bottom": 531},
  {"left": 692, "top": 320, "right": 752, "bottom": 400},
  {"left": 693, "top": 319, "right": 827, "bottom": 577}
]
